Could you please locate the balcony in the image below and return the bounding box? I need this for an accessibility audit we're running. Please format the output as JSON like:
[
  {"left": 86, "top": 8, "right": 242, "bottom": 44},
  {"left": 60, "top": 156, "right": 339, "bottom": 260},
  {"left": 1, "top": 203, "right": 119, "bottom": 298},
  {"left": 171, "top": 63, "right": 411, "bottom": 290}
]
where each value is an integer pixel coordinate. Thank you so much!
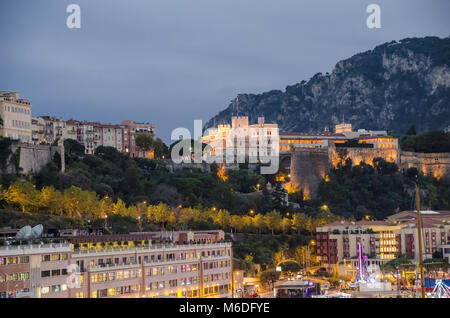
[{"left": 88, "top": 262, "right": 140, "bottom": 272}]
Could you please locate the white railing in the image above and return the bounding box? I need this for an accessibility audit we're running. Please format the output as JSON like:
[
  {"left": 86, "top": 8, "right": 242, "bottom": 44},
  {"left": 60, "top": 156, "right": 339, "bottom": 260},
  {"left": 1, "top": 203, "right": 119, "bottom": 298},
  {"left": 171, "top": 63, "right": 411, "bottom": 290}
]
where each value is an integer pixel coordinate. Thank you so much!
[
  {"left": 71, "top": 242, "right": 231, "bottom": 256},
  {"left": 0, "top": 243, "right": 72, "bottom": 255}
]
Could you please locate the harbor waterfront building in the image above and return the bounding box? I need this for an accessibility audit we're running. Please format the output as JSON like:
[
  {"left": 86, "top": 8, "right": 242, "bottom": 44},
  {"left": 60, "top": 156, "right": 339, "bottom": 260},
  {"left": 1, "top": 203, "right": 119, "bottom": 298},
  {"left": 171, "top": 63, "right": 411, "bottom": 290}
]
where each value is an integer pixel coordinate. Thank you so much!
[
  {"left": 0, "top": 243, "right": 72, "bottom": 298},
  {"left": 316, "top": 210, "right": 450, "bottom": 268},
  {"left": 0, "top": 230, "right": 233, "bottom": 298}
]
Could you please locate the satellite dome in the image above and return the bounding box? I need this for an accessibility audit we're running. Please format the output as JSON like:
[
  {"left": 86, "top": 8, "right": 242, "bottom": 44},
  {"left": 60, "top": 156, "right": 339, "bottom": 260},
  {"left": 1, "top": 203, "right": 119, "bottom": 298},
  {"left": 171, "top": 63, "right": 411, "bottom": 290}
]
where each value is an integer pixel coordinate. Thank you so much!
[
  {"left": 31, "top": 224, "right": 43, "bottom": 239},
  {"left": 15, "top": 226, "right": 32, "bottom": 240}
]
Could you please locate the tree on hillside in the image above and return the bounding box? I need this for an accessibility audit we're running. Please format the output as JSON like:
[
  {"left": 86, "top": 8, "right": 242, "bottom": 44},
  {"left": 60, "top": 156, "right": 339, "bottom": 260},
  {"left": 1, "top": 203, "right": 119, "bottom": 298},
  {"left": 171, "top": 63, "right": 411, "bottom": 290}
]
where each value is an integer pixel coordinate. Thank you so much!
[
  {"left": 252, "top": 214, "right": 266, "bottom": 234},
  {"left": 64, "top": 138, "right": 85, "bottom": 159},
  {"left": 4, "top": 180, "right": 41, "bottom": 213},
  {"left": 292, "top": 213, "right": 308, "bottom": 234},
  {"left": 135, "top": 134, "right": 154, "bottom": 157},
  {"left": 271, "top": 182, "right": 287, "bottom": 211},
  {"left": 401, "top": 130, "right": 450, "bottom": 153},
  {"left": 259, "top": 269, "right": 280, "bottom": 291},
  {"left": 264, "top": 210, "right": 282, "bottom": 235},
  {"left": 280, "top": 260, "right": 301, "bottom": 276},
  {"left": 153, "top": 138, "right": 169, "bottom": 159},
  {"left": 149, "top": 184, "right": 182, "bottom": 206}
]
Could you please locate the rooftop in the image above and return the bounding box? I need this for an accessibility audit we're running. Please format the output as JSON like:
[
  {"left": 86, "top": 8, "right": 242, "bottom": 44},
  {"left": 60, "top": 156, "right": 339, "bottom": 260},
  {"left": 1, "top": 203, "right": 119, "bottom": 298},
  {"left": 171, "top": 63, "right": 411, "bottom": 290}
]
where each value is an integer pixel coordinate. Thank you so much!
[{"left": 323, "top": 220, "right": 390, "bottom": 227}]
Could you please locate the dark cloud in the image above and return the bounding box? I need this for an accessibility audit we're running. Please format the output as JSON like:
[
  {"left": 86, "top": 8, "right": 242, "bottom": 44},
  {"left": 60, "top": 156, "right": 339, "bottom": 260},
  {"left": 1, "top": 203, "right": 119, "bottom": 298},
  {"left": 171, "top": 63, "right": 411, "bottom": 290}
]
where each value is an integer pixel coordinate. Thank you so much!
[{"left": 0, "top": 0, "right": 449, "bottom": 142}]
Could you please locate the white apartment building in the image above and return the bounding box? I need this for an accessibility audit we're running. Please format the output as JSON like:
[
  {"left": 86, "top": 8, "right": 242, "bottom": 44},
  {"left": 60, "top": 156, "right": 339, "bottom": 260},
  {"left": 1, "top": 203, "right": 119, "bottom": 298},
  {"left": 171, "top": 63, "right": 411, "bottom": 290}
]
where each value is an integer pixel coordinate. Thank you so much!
[{"left": 0, "top": 91, "right": 32, "bottom": 143}]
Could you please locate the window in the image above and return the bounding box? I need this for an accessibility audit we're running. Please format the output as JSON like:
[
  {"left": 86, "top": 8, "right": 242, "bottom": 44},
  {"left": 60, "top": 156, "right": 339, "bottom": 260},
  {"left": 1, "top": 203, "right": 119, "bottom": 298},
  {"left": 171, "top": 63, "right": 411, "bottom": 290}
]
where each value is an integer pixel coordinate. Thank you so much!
[
  {"left": 19, "top": 256, "right": 29, "bottom": 264},
  {"left": 41, "top": 287, "right": 50, "bottom": 294},
  {"left": 51, "top": 269, "right": 61, "bottom": 276},
  {"left": 107, "top": 288, "right": 116, "bottom": 297},
  {"left": 168, "top": 265, "right": 177, "bottom": 274},
  {"left": 169, "top": 279, "right": 177, "bottom": 287},
  {"left": 52, "top": 285, "right": 61, "bottom": 293},
  {"left": 42, "top": 255, "right": 51, "bottom": 262},
  {"left": 41, "top": 270, "right": 51, "bottom": 278}
]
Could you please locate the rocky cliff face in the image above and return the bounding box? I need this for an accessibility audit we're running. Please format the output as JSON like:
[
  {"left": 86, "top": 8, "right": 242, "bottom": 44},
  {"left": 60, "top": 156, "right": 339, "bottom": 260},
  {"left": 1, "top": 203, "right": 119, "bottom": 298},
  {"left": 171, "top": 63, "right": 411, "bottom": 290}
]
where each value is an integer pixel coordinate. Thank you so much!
[{"left": 205, "top": 37, "right": 450, "bottom": 134}]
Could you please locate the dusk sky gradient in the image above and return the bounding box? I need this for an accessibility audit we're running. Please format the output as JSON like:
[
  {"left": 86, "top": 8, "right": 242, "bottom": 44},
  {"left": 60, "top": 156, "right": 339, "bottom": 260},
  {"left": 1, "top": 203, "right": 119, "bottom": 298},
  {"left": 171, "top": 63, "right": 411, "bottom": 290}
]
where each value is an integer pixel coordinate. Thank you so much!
[{"left": 1, "top": 0, "right": 449, "bottom": 143}]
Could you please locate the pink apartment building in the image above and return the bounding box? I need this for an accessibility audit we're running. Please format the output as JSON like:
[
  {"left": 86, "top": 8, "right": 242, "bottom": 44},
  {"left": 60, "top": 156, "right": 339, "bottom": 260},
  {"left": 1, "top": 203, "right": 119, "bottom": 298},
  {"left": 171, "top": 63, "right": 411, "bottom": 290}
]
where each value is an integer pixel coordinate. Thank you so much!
[{"left": 0, "top": 231, "right": 233, "bottom": 298}]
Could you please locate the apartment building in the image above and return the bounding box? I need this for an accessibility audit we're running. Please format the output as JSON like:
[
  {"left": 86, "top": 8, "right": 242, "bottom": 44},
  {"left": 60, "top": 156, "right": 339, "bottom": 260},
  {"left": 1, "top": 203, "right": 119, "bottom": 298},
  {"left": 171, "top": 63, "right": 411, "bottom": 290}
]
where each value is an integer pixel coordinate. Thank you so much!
[
  {"left": 0, "top": 231, "right": 232, "bottom": 298},
  {"left": 316, "top": 221, "right": 404, "bottom": 267},
  {"left": 0, "top": 91, "right": 32, "bottom": 143},
  {"left": 31, "top": 119, "right": 44, "bottom": 144},
  {"left": 0, "top": 243, "right": 72, "bottom": 298},
  {"left": 100, "top": 124, "right": 123, "bottom": 151},
  {"left": 121, "top": 120, "right": 156, "bottom": 158},
  {"left": 317, "top": 211, "right": 450, "bottom": 267},
  {"left": 64, "top": 119, "right": 124, "bottom": 154},
  {"left": 30, "top": 117, "right": 155, "bottom": 156},
  {"left": 69, "top": 242, "right": 232, "bottom": 298},
  {"left": 33, "top": 116, "right": 66, "bottom": 144},
  {"left": 396, "top": 219, "right": 450, "bottom": 263}
]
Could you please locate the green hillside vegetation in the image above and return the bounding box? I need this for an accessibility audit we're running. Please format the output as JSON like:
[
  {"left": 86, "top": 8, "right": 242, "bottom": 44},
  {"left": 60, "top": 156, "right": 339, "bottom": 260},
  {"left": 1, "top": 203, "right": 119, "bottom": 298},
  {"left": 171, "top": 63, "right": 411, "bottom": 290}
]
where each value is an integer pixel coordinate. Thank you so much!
[
  {"left": 401, "top": 129, "right": 450, "bottom": 153},
  {"left": 317, "top": 158, "right": 450, "bottom": 220}
]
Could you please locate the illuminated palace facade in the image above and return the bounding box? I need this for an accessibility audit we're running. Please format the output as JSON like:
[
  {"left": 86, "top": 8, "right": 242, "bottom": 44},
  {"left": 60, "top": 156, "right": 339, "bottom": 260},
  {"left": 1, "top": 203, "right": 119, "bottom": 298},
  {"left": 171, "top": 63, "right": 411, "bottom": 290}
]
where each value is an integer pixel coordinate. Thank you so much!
[
  {"left": 0, "top": 230, "right": 236, "bottom": 298},
  {"left": 202, "top": 116, "right": 278, "bottom": 162},
  {"left": 280, "top": 123, "right": 398, "bottom": 165}
]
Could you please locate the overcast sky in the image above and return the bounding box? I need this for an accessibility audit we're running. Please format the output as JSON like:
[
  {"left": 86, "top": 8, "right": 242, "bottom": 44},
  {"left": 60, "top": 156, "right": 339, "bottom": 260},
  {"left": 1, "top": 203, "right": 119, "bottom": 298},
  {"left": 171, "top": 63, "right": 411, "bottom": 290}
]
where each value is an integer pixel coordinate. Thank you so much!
[{"left": 0, "top": 0, "right": 449, "bottom": 143}]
